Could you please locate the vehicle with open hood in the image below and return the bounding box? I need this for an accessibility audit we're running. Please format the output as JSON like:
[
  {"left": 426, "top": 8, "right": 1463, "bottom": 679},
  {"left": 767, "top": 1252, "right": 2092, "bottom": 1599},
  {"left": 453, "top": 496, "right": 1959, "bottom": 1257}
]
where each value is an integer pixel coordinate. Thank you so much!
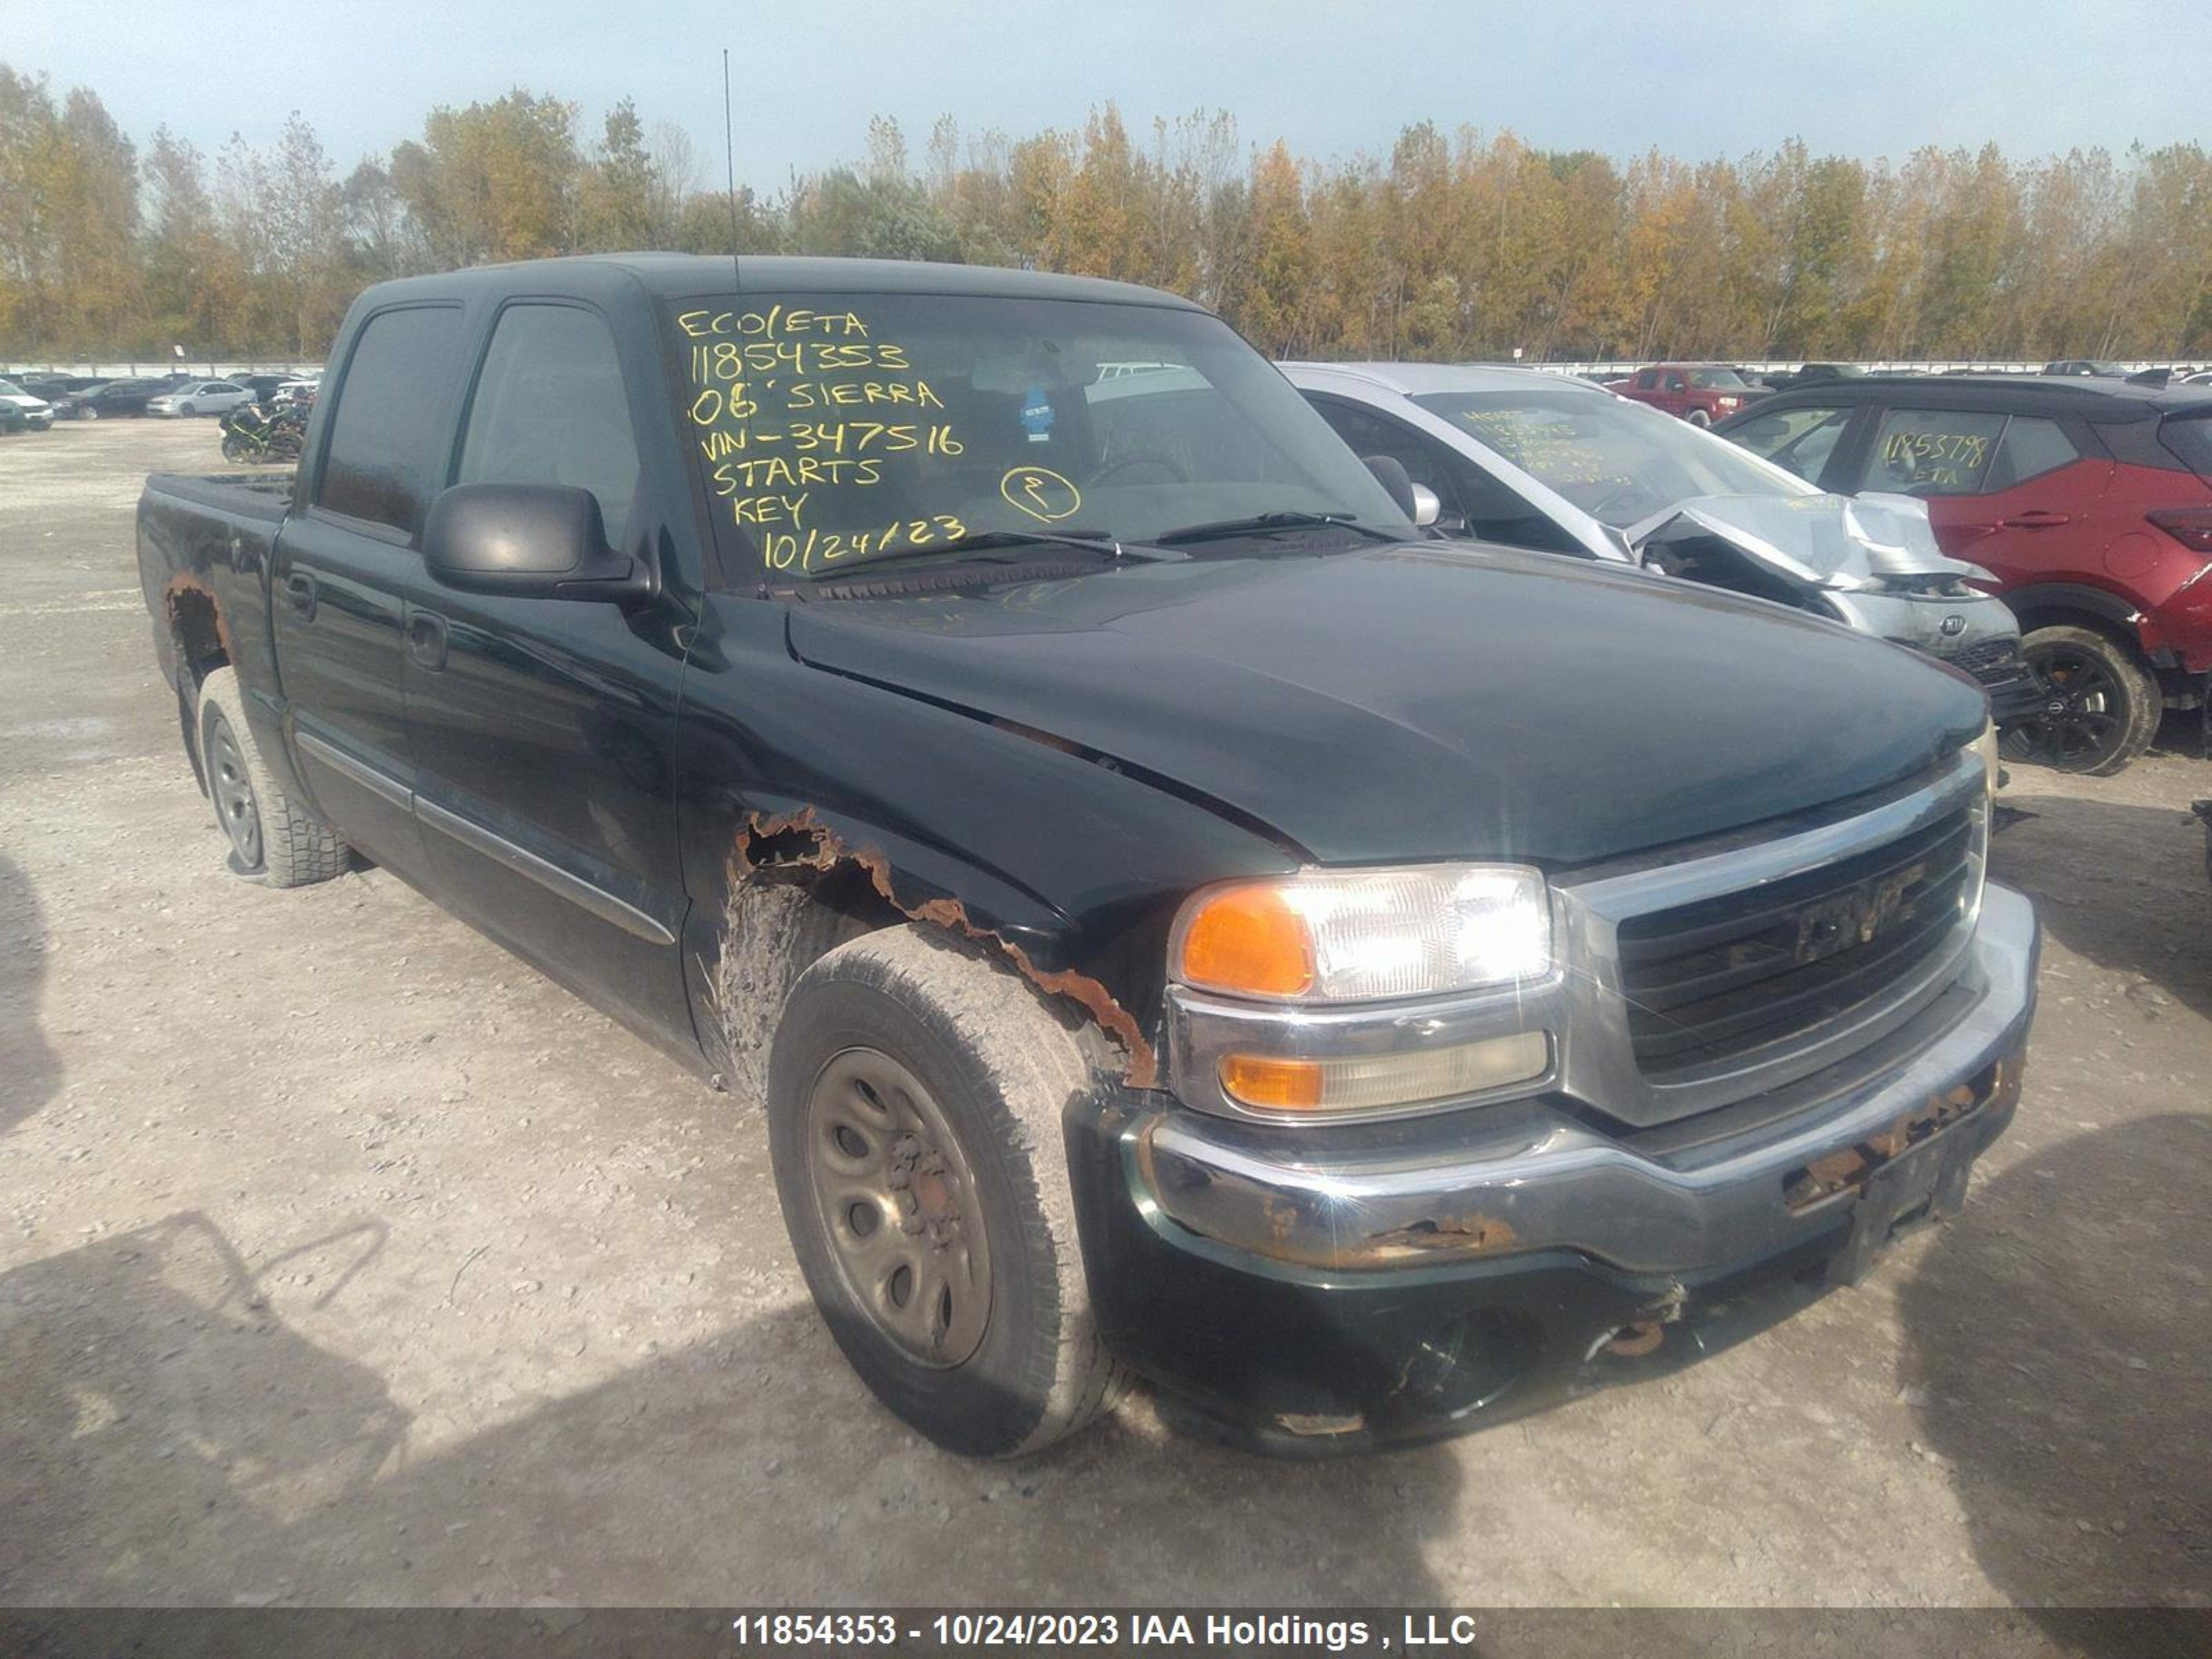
[
  {"left": 1286, "top": 362, "right": 2041, "bottom": 722},
  {"left": 134, "top": 256, "right": 2038, "bottom": 1456}
]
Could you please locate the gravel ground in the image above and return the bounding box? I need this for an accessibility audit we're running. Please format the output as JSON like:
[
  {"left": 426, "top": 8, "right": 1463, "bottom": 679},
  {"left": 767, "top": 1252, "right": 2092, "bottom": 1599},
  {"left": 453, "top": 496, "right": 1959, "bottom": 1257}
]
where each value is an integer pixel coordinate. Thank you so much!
[{"left": 1, "top": 418, "right": 2206, "bottom": 1614}]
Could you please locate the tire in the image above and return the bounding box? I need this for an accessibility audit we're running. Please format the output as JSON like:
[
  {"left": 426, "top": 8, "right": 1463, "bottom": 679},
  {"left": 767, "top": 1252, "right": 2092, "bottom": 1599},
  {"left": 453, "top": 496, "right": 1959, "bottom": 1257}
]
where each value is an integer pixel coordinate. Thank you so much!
[
  {"left": 81, "top": 406, "right": 98, "bottom": 422},
  {"left": 1686, "top": 409, "right": 1712, "bottom": 427},
  {"left": 195, "top": 666, "right": 350, "bottom": 886},
  {"left": 177, "top": 402, "right": 196, "bottom": 417},
  {"left": 2000, "top": 624, "right": 2162, "bottom": 776},
  {"left": 767, "top": 924, "right": 1128, "bottom": 1456}
]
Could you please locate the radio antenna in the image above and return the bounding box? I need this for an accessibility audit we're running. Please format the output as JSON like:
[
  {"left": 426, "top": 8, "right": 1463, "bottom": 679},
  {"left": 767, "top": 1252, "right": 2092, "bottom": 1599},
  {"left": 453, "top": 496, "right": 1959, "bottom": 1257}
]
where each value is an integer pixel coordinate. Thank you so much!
[{"left": 722, "top": 48, "right": 742, "bottom": 298}]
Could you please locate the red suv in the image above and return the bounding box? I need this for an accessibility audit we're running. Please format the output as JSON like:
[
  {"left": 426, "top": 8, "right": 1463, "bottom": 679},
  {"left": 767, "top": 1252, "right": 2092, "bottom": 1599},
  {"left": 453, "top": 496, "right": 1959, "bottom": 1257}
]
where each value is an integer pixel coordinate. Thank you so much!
[
  {"left": 1716, "top": 377, "right": 2212, "bottom": 774},
  {"left": 1607, "top": 364, "right": 1763, "bottom": 427}
]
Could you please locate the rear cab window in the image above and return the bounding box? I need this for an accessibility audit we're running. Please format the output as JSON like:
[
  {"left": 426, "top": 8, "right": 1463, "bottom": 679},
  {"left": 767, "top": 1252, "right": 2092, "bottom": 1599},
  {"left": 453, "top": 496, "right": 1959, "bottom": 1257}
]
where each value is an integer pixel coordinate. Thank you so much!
[{"left": 315, "top": 304, "right": 465, "bottom": 536}]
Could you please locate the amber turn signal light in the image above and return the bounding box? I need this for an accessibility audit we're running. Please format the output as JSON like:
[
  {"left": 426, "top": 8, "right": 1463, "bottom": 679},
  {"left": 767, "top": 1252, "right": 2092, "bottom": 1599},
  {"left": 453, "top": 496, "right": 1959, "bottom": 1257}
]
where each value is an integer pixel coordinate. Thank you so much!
[{"left": 1174, "top": 883, "right": 1316, "bottom": 999}]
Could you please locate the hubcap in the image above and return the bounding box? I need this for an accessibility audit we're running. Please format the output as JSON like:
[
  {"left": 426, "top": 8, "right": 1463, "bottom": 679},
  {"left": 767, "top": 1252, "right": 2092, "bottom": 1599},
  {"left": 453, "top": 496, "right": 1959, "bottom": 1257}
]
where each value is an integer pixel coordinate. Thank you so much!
[
  {"left": 803, "top": 1047, "right": 991, "bottom": 1368},
  {"left": 2002, "top": 644, "right": 2128, "bottom": 770},
  {"left": 206, "top": 711, "right": 264, "bottom": 870}
]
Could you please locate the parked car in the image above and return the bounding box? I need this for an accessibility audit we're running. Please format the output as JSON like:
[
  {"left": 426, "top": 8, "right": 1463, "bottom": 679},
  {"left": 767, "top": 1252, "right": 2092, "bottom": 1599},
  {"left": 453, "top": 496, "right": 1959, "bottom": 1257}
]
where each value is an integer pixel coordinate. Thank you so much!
[
  {"left": 229, "top": 373, "right": 295, "bottom": 404},
  {"left": 272, "top": 377, "right": 319, "bottom": 408},
  {"left": 1764, "top": 363, "right": 1866, "bottom": 394},
  {"left": 135, "top": 254, "right": 2036, "bottom": 1456},
  {"left": 15, "top": 373, "right": 101, "bottom": 402},
  {"left": 2042, "top": 359, "right": 2129, "bottom": 377},
  {"left": 1606, "top": 363, "right": 1764, "bottom": 426},
  {"left": 1286, "top": 363, "right": 2041, "bottom": 720},
  {"left": 1716, "top": 375, "right": 2212, "bottom": 774},
  {"left": 0, "top": 377, "right": 55, "bottom": 430},
  {"left": 0, "top": 402, "right": 27, "bottom": 435},
  {"left": 52, "top": 378, "right": 166, "bottom": 420},
  {"left": 147, "top": 380, "right": 255, "bottom": 418}
]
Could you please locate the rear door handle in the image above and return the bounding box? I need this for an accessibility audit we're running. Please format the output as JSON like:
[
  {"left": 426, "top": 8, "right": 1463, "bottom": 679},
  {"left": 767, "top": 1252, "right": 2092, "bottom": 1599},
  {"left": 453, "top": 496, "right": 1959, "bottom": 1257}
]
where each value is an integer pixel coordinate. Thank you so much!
[
  {"left": 405, "top": 609, "right": 449, "bottom": 672},
  {"left": 2000, "top": 509, "right": 2070, "bottom": 529},
  {"left": 283, "top": 570, "right": 318, "bottom": 621}
]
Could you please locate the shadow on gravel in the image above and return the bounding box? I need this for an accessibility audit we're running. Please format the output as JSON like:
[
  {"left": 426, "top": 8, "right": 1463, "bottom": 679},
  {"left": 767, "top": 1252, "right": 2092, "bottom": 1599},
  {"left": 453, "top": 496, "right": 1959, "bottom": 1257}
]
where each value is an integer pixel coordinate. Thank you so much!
[
  {"left": 1989, "top": 791, "right": 2212, "bottom": 1023},
  {"left": 0, "top": 1210, "right": 1460, "bottom": 1605},
  {"left": 1897, "top": 1116, "right": 2212, "bottom": 1623},
  {"left": 0, "top": 852, "right": 59, "bottom": 1134}
]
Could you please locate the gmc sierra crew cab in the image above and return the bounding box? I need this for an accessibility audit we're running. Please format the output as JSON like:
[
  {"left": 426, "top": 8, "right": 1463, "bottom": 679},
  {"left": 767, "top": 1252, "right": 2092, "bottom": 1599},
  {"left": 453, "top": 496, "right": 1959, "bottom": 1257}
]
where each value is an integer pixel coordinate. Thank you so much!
[{"left": 137, "top": 255, "right": 2039, "bottom": 1456}]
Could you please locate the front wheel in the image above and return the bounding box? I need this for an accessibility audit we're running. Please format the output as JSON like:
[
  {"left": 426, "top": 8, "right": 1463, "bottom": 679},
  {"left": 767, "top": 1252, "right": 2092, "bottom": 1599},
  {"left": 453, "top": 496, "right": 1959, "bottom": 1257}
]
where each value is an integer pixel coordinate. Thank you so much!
[
  {"left": 1686, "top": 409, "right": 1712, "bottom": 427},
  {"left": 176, "top": 402, "right": 196, "bottom": 417},
  {"left": 81, "top": 406, "right": 98, "bottom": 422},
  {"left": 221, "top": 433, "right": 250, "bottom": 462},
  {"left": 196, "top": 667, "right": 351, "bottom": 885},
  {"left": 2000, "top": 624, "right": 2162, "bottom": 776},
  {"left": 767, "top": 926, "right": 1127, "bottom": 1456}
]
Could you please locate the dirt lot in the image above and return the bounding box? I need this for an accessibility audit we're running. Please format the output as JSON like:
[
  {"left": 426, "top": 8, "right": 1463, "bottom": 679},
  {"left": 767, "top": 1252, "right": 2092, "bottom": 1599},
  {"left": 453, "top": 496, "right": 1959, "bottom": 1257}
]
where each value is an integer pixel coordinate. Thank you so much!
[{"left": 1, "top": 418, "right": 2206, "bottom": 1613}]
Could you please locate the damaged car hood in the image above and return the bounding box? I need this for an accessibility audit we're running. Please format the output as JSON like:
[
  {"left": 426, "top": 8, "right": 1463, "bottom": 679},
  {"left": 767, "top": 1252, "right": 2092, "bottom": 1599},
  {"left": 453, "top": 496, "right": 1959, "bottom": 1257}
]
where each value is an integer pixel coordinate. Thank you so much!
[
  {"left": 1624, "top": 491, "right": 1994, "bottom": 590},
  {"left": 785, "top": 543, "right": 1988, "bottom": 868}
]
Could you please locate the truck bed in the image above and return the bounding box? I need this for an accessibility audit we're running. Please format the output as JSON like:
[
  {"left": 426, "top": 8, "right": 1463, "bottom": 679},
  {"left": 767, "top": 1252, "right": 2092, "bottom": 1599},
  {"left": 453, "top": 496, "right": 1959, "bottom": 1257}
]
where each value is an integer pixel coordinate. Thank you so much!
[{"left": 143, "top": 471, "right": 295, "bottom": 523}]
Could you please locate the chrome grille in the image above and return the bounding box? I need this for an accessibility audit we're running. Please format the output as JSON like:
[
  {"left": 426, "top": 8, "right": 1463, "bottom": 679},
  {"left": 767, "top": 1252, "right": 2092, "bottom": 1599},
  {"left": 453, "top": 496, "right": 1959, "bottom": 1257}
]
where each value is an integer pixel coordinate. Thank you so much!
[{"left": 1616, "top": 808, "right": 1976, "bottom": 1078}]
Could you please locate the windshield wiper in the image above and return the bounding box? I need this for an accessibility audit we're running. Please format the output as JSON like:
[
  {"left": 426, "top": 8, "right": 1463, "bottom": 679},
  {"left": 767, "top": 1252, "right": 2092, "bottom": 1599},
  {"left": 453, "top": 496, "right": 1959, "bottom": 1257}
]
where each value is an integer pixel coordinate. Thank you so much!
[
  {"left": 1151, "top": 511, "right": 1402, "bottom": 546},
  {"left": 794, "top": 528, "right": 1185, "bottom": 591}
]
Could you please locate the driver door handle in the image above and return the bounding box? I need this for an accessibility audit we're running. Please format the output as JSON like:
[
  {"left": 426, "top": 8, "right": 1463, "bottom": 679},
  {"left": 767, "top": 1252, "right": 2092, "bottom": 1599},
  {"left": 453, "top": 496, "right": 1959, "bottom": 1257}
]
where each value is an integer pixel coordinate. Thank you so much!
[
  {"left": 2000, "top": 509, "right": 2070, "bottom": 529},
  {"left": 405, "top": 608, "right": 449, "bottom": 672},
  {"left": 283, "top": 570, "right": 318, "bottom": 621}
]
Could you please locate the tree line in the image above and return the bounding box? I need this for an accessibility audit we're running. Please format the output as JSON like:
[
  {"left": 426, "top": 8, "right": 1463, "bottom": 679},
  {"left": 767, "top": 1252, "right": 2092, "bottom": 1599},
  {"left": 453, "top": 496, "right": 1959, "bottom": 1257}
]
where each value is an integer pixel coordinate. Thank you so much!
[{"left": 3, "top": 65, "right": 2209, "bottom": 365}]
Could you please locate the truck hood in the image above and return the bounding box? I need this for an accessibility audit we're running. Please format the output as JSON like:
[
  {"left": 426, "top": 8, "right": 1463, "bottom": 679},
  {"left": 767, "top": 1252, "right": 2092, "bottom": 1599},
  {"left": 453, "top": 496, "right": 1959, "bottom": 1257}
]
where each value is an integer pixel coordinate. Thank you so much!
[
  {"left": 1624, "top": 491, "right": 1994, "bottom": 592},
  {"left": 786, "top": 543, "right": 1988, "bottom": 867}
]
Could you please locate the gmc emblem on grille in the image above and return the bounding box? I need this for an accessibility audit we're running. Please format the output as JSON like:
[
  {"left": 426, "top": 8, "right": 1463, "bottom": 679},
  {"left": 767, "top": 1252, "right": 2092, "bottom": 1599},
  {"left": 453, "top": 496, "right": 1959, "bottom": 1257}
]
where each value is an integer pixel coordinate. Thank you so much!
[{"left": 1793, "top": 861, "right": 1929, "bottom": 966}]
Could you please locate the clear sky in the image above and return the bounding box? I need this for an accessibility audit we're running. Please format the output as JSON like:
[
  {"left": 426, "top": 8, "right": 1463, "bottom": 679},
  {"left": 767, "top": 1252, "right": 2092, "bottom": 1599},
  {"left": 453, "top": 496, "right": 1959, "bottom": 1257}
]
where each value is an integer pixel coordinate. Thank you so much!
[{"left": 12, "top": 0, "right": 2208, "bottom": 183}]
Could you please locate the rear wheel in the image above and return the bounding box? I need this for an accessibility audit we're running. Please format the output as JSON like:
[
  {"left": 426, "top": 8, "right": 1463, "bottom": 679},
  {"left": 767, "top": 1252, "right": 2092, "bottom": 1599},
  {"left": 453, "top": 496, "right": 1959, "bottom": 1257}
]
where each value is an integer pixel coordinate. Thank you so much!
[
  {"left": 195, "top": 666, "right": 350, "bottom": 885},
  {"left": 767, "top": 926, "right": 1127, "bottom": 1456},
  {"left": 2000, "top": 624, "right": 2162, "bottom": 776},
  {"left": 1686, "top": 409, "right": 1712, "bottom": 427}
]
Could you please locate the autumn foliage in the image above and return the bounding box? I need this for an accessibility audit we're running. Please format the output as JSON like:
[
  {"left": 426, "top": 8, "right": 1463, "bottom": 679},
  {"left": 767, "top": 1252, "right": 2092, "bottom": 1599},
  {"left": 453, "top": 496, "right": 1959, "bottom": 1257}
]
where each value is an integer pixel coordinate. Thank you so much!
[{"left": 3, "top": 68, "right": 2208, "bottom": 365}]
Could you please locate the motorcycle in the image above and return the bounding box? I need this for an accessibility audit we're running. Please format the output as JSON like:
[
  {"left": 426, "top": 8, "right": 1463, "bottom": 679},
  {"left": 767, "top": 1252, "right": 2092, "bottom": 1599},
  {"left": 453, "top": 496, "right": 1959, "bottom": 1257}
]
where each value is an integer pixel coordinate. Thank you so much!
[{"left": 219, "top": 401, "right": 304, "bottom": 465}]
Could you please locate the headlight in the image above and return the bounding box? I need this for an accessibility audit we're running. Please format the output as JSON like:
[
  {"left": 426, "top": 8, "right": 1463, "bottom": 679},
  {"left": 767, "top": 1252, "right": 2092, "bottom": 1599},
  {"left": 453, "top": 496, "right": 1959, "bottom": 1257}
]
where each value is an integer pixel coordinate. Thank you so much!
[{"left": 1171, "top": 864, "right": 1553, "bottom": 1003}]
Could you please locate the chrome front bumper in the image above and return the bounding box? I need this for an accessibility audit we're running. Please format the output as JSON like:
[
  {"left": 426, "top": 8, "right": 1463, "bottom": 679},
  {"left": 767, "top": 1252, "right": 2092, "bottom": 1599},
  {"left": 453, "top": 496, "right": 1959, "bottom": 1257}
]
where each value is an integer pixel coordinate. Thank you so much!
[{"left": 1134, "top": 881, "right": 2038, "bottom": 1277}]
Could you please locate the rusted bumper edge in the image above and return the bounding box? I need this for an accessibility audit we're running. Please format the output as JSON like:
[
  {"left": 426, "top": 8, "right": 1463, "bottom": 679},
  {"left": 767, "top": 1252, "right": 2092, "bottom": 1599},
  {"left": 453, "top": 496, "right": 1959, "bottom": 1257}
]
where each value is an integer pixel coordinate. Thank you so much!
[{"left": 1067, "top": 883, "right": 2038, "bottom": 1450}]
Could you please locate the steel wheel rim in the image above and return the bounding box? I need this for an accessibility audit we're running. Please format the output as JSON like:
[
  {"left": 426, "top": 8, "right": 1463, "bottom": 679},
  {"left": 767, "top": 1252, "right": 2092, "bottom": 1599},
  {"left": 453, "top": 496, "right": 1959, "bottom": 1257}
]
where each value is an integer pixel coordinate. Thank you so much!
[
  {"left": 803, "top": 1046, "right": 992, "bottom": 1369},
  {"left": 2003, "top": 644, "right": 2128, "bottom": 769},
  {"left": 206, "top": 711, "right": 264, "bottom": 869}
]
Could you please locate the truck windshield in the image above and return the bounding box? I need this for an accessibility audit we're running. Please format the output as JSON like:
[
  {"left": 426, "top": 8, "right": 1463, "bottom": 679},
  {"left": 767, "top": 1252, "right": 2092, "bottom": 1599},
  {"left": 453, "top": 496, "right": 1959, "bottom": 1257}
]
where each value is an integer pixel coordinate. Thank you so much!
[
  {"left": 1412, "top": 388, "right": 1812, "bottom": 527},
  {"left": 1687, "top": 368, "right": 1749, "bottom": 389},
  {"left": 666, "top": 292, "right": 1408, "bottom": 581}
]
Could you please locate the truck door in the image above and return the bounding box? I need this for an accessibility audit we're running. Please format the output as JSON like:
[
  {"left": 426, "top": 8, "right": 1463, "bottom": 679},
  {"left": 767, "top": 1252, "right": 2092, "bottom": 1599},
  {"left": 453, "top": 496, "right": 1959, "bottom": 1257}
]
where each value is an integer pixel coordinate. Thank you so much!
[
  {"left": 272, "top": 301, "right": 463, "bottom": 869},
  {"left": 399, "top": 299, "right": 693, "bottom": 1047}
]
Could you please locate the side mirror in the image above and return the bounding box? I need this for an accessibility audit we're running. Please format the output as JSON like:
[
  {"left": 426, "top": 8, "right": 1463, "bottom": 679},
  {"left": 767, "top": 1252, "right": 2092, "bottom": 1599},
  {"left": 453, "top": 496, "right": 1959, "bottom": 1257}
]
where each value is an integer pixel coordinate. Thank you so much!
[
  {"left": 1408, "top": 482, "right": 1441, "bottom": 529},
  {"left": 422, "top": 483, "right": 649, "bottom": 605}
]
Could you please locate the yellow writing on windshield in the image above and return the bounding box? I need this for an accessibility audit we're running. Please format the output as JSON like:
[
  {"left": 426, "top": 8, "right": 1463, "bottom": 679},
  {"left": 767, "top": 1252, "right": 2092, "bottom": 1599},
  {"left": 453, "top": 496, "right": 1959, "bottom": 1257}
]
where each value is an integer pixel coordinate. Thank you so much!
[{"left": 678, "top": 303, "right": 973, "bottom": 572}]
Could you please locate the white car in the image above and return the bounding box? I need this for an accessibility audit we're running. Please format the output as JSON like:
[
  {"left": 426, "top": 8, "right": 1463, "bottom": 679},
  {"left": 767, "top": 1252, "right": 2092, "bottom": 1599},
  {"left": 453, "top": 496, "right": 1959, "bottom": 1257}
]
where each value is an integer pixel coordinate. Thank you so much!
[
  {"left": 1281, "top": 360, "right": 2041, "bottom": 720},
  {"left": 146, "top": 381, "right": 255, "bottom": 418},
  {"left": 0, "top": 377, "right": 54, "bottom": 430}
]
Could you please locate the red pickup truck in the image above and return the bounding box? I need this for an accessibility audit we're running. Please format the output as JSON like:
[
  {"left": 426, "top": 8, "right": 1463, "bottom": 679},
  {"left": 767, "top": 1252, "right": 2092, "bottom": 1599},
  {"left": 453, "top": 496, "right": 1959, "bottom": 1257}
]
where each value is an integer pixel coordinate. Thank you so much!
[{"left": 1609, "top": 364, "right": 1762, "bottom": 427}]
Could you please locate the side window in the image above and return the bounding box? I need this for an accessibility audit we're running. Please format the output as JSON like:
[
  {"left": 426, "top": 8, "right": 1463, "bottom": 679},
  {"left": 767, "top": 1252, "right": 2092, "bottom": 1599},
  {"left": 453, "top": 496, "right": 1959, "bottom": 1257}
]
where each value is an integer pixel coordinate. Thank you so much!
[
  {"left": 1725, "top": 404, "right": 1852, "bottom": 483},
  {"left": 1864, "top": 407, "right": 2008, "bottom": 496},
  {"left": 317, "top": 306, "right": 465, "bottom": 536},
  {"left": 457, "top": 304, "right": 641, "bottom": 539},
  {"left": 1634, "top": 370, "right": 1659, "bottom": 390},
  {"left": 1664, "top": 372, "right": 1687, "bottom": 393},
  {"left": 1987, "top": 416, "right": 2083, "bottom": 490}
]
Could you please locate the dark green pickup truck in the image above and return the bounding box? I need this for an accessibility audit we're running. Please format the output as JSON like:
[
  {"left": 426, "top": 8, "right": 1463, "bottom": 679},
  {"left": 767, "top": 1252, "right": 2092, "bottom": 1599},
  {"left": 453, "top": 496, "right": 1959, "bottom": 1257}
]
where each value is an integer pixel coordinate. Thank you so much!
[{"left": 137, "top": 254, "right": 2038, "bottom": 1455}]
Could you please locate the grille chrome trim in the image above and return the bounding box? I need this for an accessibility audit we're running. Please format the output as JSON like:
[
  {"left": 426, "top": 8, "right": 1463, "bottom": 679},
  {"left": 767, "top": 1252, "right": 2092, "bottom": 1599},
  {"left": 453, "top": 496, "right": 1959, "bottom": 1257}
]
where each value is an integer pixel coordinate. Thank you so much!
[{"left": 1552, "top": 748, "right": 1988, "bottom": 1129}]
